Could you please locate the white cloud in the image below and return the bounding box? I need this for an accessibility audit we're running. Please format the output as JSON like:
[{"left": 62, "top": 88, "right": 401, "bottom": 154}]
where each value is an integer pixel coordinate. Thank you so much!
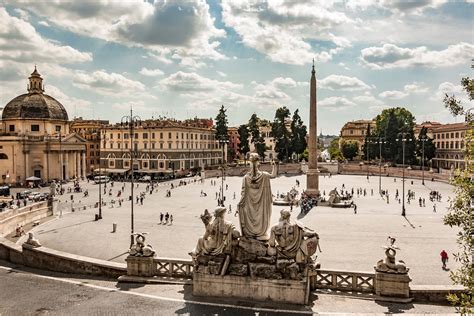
[
  {"left": 431, "top": 81, "right": 470, "bottom": 104},
  {"left": 159, "top": 71, "right": 242, "bottom": 92},
  {"left": 319, "top": 74, "right": 371, "bottom": 91},
  {"left": 216, "top": 71, "right": 227, "bottom": 77},
  {"left": 319, "top": 96, "right": 356, "bottom": 111},
  {"left": 378, "top": 90, "right": 408, "bottom": 99},
  {"left": 139, "top": 67, "right": 164, "bottom": 77},
  {"left": 0, "top": 8, "right": 92, "bottom": 64},
  {"left": 20, "top": 0, "right": 226, "bottom": 64},
  {"left": 38, "top": 21, "right": 50, "bottom": 27},
  {"left": 46, "top": 85, "right": 92, "bottom": 118},
  {"left": 403, "top": 82, "right": 429, "bottom": 94},
  {"left": 347, "top": 0, "right": 448, "bottom": 14},
  {"left": 221, "top": 0, "right": 351, "bottom": 65},
  {"left": 73, "top": 70, "right": 145, "bottom": 96},
  {"left": 360, "top": 42, "right": 473, "bottom": 69}
]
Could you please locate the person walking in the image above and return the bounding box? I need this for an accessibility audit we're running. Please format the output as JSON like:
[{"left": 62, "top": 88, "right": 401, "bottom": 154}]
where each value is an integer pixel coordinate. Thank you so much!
[
  {"left": 440, "top": 250, "right": 448, "bottom": 269},
  {"left": 159, "top": 212, "right": 163, "bottom": 224},
  {"left": 170, "top": 214, "right": 173, "bottom": 225},
  {"left": 433, "top": 203, "right": 437, "bottom": 213}
]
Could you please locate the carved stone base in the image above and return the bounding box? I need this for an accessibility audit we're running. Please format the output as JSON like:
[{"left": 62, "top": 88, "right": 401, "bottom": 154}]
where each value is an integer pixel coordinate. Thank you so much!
[
  {"left": 192, "top": 272, "right": 310, "bottom": 305},
  {"left": 375, "top": 271, "right": 412, "bottom": 300},
  {"left": 125, "top": 256, "right": 155, "bottom": 277}
]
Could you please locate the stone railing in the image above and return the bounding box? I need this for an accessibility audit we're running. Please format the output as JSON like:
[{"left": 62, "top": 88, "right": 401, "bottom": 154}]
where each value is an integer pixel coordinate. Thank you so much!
[
  {"left": 311, "top": 269, "right": 375, "bottom": 293},
  {"left": 0, "top": 201, "right": 51, "bottom": 236},
  {"left": 154, "top": 257, "right": 194, "bottom": 278}
]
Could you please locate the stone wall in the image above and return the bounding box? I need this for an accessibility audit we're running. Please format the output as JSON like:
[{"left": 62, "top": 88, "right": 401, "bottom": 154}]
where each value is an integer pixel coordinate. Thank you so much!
[{"left": 0, "top": 201, "right": 51, "bottom": 237}]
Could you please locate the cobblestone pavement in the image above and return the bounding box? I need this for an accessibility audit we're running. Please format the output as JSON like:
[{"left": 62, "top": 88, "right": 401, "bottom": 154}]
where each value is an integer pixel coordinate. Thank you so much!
[
  {"left": 0, "top": 260, "right": 456, "bottom": 315},
  {"left": 19, "top": 174, "right": 459, "bottom": 286}
]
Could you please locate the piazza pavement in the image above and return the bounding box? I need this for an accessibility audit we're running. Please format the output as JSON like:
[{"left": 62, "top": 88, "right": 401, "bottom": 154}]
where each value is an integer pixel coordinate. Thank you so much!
[{"left": 15, "top": 172, "right": 459, "bottom": 286}]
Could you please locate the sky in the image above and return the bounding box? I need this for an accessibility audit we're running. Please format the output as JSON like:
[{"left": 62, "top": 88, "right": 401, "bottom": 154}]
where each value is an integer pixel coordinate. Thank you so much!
[{"left": 0, "top": 0, "right": 472, "bottom": 135}]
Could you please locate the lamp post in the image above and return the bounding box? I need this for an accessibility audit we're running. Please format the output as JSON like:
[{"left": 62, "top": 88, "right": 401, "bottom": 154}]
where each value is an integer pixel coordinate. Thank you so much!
[
  {"left": 366, "top": 137, "right": 370, "bottom": 180},
  {"left": 371, "top": 137, "right": 386, "bottom": 194},
  {"left": 97, "top": 129, "right": 102, "bottom": 220},
  {"left": 396, "top": 132, "right": 412, "bottom": 217},
  {"left": 218, "top": 138, "right": 229, "bottom": 207},
  {"left": 59, "top": 131, "right": 63, "bottom": 195},
  {"left": 419, "top": 137, "right": 428, "bottom": 185},
  {"left": 121, "top": 108, "right": 141, "bottom": 247}
]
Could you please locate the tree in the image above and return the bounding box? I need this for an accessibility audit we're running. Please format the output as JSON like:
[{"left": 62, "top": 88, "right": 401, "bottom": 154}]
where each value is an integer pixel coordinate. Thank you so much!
[
  {"left": 341, "top": 140, "right": 359, "bottom": 161},
  {"left": 272, "top": 107, "right": 291, "bottom": 162},
  {"left": 374, "top": 107, "right": 416, "bottom": 164},
  {"left": 328, "top": 137, "right": 343, "bottom": 161},
  {"left": 290, "top": 109, "right": 307, "bottom": 161},
  {"left": 442, "top": 72, "right": 473, "bottom": 314},
  {"left": 362, "top": 123, "right": 374, "bottom": 160},
  {"left": 215, "top": 105, "right": 229, "bottom": 141},
  {"left": 416, "top": 127, "right": 436, "bottom": 166},
  {"left": 248, "top": 114, "right": 266, "bottom": 159},
  {"left": 237, "top": 124, "right": 250, "bottom": 161},
  {"left": 443, "top": 76, "right": 473, "bottom": 117}
]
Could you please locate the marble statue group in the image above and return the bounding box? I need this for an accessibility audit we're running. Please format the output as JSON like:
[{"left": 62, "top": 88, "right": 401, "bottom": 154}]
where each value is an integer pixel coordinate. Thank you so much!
[{"left": 190, "top": 152, "right": 321, "bottom": 279}]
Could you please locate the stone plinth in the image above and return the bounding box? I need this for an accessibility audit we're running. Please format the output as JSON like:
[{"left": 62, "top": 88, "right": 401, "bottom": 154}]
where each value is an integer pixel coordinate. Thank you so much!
[
  {"left": 192, "top": 272, "right": 310, "bottom": 305},
  {"left": 125, "top": 256, "right": 155, "bottom": 277},
  {"left": 375, "top": 271, "right": 412, "bottom": 302},
  {"left": 305, "top": 169, "right": 320, "bottom": 197}
]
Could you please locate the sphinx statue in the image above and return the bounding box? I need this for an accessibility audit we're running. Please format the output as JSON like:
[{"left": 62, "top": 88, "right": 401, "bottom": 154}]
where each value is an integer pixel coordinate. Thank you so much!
[
  {"left": 25, "top": 232, "right": 41, "bottom": 247},
  {"left": 129, "top": 232, "right": 156, "bottom": 257},
  {"left": 190, "top": 207, "right": 240, "bottom": 257},
  {"left": 267, "top": 209, "right": 320, "bottom": 264},
  {"left": 375, "top": 236, "right": 409, "bottom": 273}
]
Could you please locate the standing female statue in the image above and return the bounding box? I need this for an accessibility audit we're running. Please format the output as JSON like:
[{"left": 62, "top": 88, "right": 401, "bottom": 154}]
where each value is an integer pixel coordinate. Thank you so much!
[{"left": 237, "top": 153, "right": 277, "bottom": 241}]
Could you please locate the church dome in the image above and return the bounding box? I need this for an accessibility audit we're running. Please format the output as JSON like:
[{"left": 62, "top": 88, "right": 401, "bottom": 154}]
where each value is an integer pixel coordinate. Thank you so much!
[{"left": 2, "top": 67, "right": 69, "bottom": 121}]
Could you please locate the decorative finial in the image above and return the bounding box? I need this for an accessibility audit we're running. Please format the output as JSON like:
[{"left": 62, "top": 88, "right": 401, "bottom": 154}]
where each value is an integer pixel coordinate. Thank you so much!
[{"left": 311, "top": 59, "right": 315, "bottom": 74}]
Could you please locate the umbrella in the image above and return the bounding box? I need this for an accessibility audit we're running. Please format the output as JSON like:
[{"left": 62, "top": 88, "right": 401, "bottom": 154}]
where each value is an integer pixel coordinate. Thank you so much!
[{"left": 25, "top": 176, "right": 41, "bottom": 181}]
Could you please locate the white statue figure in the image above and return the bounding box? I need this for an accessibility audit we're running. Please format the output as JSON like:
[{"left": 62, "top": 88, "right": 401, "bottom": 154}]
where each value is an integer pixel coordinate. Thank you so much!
[
  {"left": 25, "top": 232, "right": 41, "bottom": 247},
  {"left": 129, "top": 233, "right": 156, "bottom": 257},
  {"left": 268, "top": 210, "right": 320, "bottom": 263},
  {"left": 237, "top": 153, "right": 276, "bottom": 240},
  {"left": 190, "top": 207, "right": 240, "bottom": 257},
  {"left": 375, "top": 236, "right": 409, "bottom": 273}
]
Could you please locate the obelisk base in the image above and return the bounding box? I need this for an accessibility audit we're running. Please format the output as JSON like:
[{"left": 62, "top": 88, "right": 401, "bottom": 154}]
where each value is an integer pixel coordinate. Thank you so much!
[{"left": 306, "top": 169, "right": 320, "bottom": 198}]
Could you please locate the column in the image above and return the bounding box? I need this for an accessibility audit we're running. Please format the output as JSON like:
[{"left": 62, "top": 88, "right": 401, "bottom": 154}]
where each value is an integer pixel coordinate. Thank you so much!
[
  {"left": 44, "top": 151, "right": 49, "bottom": 182},
  {"left": 76, "top": 152, "right": 80, "bottom": 178},
  {"left": 63, "top": 152, "right": 69, "bottom": 179},
  {"left": 82, "top": 152, "right": 86, "bottom": 178},
  {"left": 24, "top": 151, "right": 29, "bottom": 181},
  {"left": 59, "top": 151, "right": 63, "bottom": 180}
]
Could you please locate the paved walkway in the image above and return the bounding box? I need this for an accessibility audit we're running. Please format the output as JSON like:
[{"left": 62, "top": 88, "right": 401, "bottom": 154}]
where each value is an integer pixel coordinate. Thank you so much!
[
  {"left": 20, "top": 174, "right": 459, "bottom": 285},
  {"left": 0, "top": 260, "right": 456, "bottom": 314}
]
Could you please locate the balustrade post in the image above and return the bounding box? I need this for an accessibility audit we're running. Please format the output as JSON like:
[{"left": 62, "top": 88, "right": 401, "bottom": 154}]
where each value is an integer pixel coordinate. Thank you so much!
[{"left": 352, "top": 275, "right": 357, "bottom": 290}]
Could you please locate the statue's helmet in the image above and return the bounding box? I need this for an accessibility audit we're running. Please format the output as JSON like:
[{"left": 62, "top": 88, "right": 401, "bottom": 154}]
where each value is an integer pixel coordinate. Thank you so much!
[
  {"left": 214, "top": 207, "right": 226, "bottom": 217},
  {"left": 248, "top": 152, "right": 259, "bottom": 162},
  {"left": 280, "top": 209, "right": 291, "bottom": 220}
]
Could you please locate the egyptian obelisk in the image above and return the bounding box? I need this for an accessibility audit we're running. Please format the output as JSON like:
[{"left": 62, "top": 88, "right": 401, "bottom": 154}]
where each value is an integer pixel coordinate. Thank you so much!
[{"left": 306, "top": 60, "right": 319, "bottom": 197}]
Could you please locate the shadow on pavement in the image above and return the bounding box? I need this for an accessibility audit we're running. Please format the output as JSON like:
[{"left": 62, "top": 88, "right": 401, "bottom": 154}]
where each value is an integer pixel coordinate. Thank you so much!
[
  {"left": 37, "top": 219, "right": 95, "bottom": 235},
  {"left": 375, "top": 300, "right": 414, "bottom": 313},
  {"left": 107, "top": 251, "right": 128, "bottom": 261},
  {"left": 403, "top": 216, "right": 416, "bottom": 229},
  {"left": 114, "top": 282, "right": 145, "bottom": 291}
]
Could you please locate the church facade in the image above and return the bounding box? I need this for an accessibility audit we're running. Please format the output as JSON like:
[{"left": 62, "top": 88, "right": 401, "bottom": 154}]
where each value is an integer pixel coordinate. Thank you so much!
[{"left": 0, "top": 68, "right": 87, "bottom": 185}]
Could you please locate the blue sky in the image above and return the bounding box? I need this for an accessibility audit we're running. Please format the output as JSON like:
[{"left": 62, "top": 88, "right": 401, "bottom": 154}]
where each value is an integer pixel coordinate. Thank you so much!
[{"left": 0, "top": 0, "right": 472, "bottom": 134}]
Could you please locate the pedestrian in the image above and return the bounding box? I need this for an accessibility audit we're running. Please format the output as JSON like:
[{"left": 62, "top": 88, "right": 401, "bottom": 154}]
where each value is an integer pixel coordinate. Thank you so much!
[
  {"left": 159, "top": 212, "right": 163, "bottom": 224},
  {"left": 165, "top": 212, "right": 169, "bottom": 224},
  {"left": 170, "top": 214, "right": 173, "bottom": 225},
  {"left": 440, "top": 250, "right": 448, "bottom": 269},
  {"left": 353, "top": 204, "right": 357, "bottom": 214},
  {"left": 433, "top": 204, "right": 437, "bottom": 212},
  {"left": 233, "top": 192, "right": 236, "bottom": 200}
]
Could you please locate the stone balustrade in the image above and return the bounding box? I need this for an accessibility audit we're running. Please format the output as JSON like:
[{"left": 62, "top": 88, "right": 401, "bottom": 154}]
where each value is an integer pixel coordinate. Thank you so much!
[
  {"left": 154, "top": 257, "right": 194, "bottom": 278},
  {"left": 310, "top": 269, "right": 375, "bottom": 293}
]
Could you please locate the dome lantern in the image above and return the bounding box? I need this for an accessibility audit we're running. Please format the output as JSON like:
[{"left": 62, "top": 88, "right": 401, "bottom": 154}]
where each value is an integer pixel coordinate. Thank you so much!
[{"left": 27, "top": 65, "right": 44, "bottom": 94}]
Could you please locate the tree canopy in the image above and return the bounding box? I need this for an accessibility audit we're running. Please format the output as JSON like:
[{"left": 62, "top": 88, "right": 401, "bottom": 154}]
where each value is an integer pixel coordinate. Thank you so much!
[
  {"left": 215, "top": 105, "right": 229, "bottom": 141},
  {"left": 271, "top": 107, "right": 291, "bottom": 161}
]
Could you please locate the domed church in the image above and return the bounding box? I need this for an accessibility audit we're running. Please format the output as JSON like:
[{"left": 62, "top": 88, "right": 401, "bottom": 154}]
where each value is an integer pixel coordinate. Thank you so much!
[{"left": 0, "top": 67, "right": 87, "bottom": 184}]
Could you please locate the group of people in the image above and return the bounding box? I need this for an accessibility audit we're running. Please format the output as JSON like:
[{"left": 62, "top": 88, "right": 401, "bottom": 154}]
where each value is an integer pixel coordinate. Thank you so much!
[{"left": 159, "top": 212, "right": 173, "bottom": 225}]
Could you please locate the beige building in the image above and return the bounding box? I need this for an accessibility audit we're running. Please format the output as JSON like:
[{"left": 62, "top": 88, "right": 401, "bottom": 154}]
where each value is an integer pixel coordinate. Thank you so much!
[
  {"left": 0, "top": 68, "right": 87, "bottom": 184},
  {"left": 414, "top": 121, "right": 442, "bottom": 139},
  {"left": 431, "top": 122, "right": 470, "bottom": 170},
  {"left": 340, "top": 119, "right": 376, "bottom": 145},
  {"left": 100, "top": 118, "right": 222, "bottom": 177},
  {"left": 70, "top": 118, "right": 109, "bottom": 174}
]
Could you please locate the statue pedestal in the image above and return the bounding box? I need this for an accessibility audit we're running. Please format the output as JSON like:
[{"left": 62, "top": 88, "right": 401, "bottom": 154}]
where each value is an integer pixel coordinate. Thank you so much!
[
  {"left": 375, "top": 271, "right": 412, "bottom": 302},
  {"left": 192, "top": 272, "right": 311, "bottom": 305},
  {"left": 125, "top": 256, "right": 155, "bottom": 277}
]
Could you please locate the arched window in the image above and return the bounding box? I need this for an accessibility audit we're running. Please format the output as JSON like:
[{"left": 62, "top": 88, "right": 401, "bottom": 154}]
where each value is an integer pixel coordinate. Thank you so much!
[{"left": 0, "top": 153, "right": 8, "bottom": 159}]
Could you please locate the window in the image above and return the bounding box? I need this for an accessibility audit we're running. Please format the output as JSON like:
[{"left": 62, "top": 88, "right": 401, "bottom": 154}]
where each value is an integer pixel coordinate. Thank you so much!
[
  {"left": 168, "top": 143, "right": 172, "bottom": 149},
  {"left": 9, "top": 125, "right": 14, "bottom": 132},
  {"left": 124, "top": 134, "right": 129, "bottom": 139},
  {"left": 135, "top": 133, "right": 138, "bottom": 139},
  {"left": 159, "top": 162, "right": 164, "bottom": 169},
  {"left": 118, "top": 133, "right": 121, "bottom": 139},
  {"left": 56, "top": 125, "right": 61, "bottom": 132},
  {"left": 109, "top": 143, "right": 113, "bottom": 149},
  {"left": 90, "top": 144, "right": 94, "bottom": 149},
  {"left": 451, "top": 132, "right": 454, "bottom": 138},
  {"left": 143, "top": 162, "right": 148, "bottom": 168},
  {"left": 176, "top": 133, "right": 179, "bottom": 139},
  {"left": 168, "top": 132, "right": 172, "bottom": 139},
  {"left": 181, "top": 133, "right": 184, "bottom": 139},
  {"left": 110, "top": 133, "right": 113, "bottom": 139},
  {"left": 134, "top": 143, "right": 138, "bottom": 151},
  {"left": 31, "top": 125, "right": 40, "bottom": 132},
  {"left": 118, "top": 143, "right": 121, "bottom": 149},
  {"left": 151, "top": 132, "right": 155, "bottom": 138},
  {"left": 160, "top": 143, "right": 163, "bottom": 149},
  {"left": 144, "top": 143, "right": 147, "bottom": 149},
  {"left": 191, "top": 134, "right": 193, "bottom": 140},
  {"left": 143, "top": 133, "right": 148, "bottom": 139},
  {"left": 160, "top": 132, "right": 163, "bottom": 139},
  {"left": 125, "top": 143, "right": 128, "bottom": 149},
  {"left": 152, "top": 143, "right": 155, "bottom": 149}
]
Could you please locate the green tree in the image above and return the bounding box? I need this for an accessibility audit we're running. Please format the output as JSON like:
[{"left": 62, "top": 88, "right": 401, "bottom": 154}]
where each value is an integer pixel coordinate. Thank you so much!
[
  {"left": 290, "top": 109, "right": 307, "bottom": 161},
  {"left": 443, "top": 76, "right": 473, "bottom": 117},
  {"left": 328, "top": 137, "right": 343, "bottom": 161},
  {"left": 341, "top": 140, "right": 359, "bottom": 161},
  {"left": 237, "top": 124, "right": 250, "bottom": 161},
  {"left": 416, "top": 127, "right": 436, "bottom": 166},
  {"left": 248, "top": 114, "right": 266, "bottom": 159},
  {"left": 442, "top": 72, "right": 473, "bottom": 314},
  {"left": 362, "top": 123, "right": 375, "bottom": 160},
  {"left": 272, "top": 107, "right": 291, "bottom": 162},
  {"left": 215, "top": 105, "right": 229, "bottom": 141},
  {"left": 374, "top": 107, "right": 416, "bottom": 164}
]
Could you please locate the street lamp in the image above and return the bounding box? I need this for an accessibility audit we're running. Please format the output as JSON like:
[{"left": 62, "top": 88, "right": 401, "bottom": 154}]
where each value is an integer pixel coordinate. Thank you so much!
[
  {"left": 419, "top": 136, "right": 428, "bottom": 185},
  {"left": 121, "top": 108, "right": 141, "bottom": 247},
  {"left": 366, "top": 137, "right": 370, "bottom": 180},
  {"left": 97, "top": 129, "right": 103, "bottom": 220},
  {"left": 396, "top": 132, "right": 413, "bottom": 217},
  {"left": 218, "top": 138, "right": 229, "bottom": 207},
  {"left": 370, "top": 137, "right": 386, "bottom": 194}
]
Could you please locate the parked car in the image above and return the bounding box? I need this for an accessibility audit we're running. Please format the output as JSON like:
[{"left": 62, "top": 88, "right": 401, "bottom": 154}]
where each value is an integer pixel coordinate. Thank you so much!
[
  {"left": 18, "top": 190, "right": 32, "bottom": 199},
  {"left": 139, "top": 175, "right": 151, "bottom": 182},
  {"left": 27, "top": 192, "right": 42, "bottom": 201}
]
